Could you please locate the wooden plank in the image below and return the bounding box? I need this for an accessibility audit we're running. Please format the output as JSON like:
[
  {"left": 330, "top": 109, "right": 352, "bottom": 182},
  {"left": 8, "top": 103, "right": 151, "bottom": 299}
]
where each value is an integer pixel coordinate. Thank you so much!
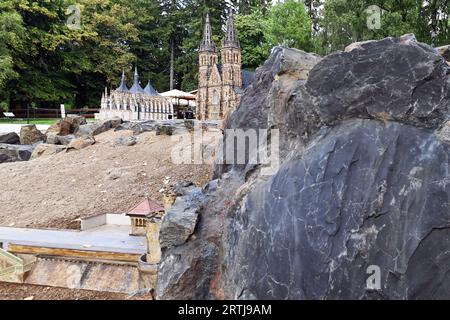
[{"left": 8, "top": 244, "right": 140, "bottom": 263}]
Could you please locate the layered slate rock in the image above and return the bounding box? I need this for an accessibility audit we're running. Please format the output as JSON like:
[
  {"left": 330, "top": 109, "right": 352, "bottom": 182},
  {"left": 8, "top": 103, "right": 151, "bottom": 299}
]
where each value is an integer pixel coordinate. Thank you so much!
[
  {"left": 222, "top": 120, "right": 450, "bottom": 299},
  {"left": 0, "top": 132, "right": 20, "bottom": 145},
  {"left": 75, "top": 118, "right": 122, "bottom": 138},
  {"left": 157, "top": 35, "right": 450, "bottom": 300},
  {"left": 0, "top": 144, "right": 35, "bottom": 163},
  {"left": 159, "top": 187, "right": 204, "bottom": 249},
  {"left": 306, "top": 34, "right": 449, "bottom": 130}
]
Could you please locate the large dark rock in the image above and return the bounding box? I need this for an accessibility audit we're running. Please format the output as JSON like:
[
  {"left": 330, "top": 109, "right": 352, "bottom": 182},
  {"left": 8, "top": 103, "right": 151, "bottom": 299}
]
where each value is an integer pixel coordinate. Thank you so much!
[
  {"left": 222, "top": 119, "right": 450, "bottom": 299},
  {"left": 159, "top": 187, "right": 204, "bottom": 249},
  {"left": 306, "top": 34, "right": 449, "bottom": 130},
  {"left": 0, "top": 132, "right": 20, "bottom": 144},
  {"left": 0, "top": 143, "right": 35, "bottom": 163},
  {"left": 157, "top": 35, "right": 450, "bottom": 300}
]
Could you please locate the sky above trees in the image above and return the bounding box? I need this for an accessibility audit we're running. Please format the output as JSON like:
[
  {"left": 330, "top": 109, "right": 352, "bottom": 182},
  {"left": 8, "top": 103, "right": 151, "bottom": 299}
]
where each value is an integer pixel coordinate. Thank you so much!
[{"left": 0, "top": 0, "right": 448, "bottom": 110}]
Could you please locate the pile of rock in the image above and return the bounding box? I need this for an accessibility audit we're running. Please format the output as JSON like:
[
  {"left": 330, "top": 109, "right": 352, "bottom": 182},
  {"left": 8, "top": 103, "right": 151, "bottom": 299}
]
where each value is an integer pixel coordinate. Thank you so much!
[
  {"left": 0, "top": 125, "right": 44, "bottom": 164},
  {"left": 0, "top": 115, "right": 120, "bottom": 163}
]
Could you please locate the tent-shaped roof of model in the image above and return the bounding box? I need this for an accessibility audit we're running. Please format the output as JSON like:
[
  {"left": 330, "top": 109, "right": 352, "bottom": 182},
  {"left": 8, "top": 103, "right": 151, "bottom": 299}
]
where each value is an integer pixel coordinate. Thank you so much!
[
  {"left": 116, "top": 69, "right": 129, "bottom": 92},
  {"left": 144, "top": 80, "right": 160, "bottom": 96},
  {"left": 127, "top": 198, "right": 164, "bottom": 217},
  {"left": 128, "top": 66, "right": 145, "bottom": 94},
  {"left": 116, "top": 66, "right": 160, "bottom": 96}
]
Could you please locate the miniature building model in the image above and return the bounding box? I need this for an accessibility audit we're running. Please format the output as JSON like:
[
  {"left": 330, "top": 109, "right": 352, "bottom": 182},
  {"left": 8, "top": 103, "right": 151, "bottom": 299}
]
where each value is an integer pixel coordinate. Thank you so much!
[
  {"left": 127, "top": 198, "right": 165, "bottom": 236},
  {"left": 99, "top": 67, "right": 174, "bottom": 121},
  {"left": 197, "top": 11, "right": 254, "bottom": 120}
]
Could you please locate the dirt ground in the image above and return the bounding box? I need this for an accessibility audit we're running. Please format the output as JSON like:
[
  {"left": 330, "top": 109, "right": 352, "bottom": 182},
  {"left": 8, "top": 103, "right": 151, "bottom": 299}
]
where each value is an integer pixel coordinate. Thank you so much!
[
  {"left": 0, "top": 283, "right": 152, "bottom": 300},
  {"left": 0, "top": 129, "right": 216, "bottom": 229}
]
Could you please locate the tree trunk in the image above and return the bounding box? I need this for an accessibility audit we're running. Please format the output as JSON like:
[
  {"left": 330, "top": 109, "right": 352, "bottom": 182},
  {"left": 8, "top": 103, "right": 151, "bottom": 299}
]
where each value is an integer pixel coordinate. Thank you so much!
[{"left": 170, "top": 37, "right": 175, "bottom": 90}]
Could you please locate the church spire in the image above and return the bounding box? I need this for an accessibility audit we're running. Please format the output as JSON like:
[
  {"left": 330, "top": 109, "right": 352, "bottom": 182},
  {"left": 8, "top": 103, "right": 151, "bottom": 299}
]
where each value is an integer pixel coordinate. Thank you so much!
[
  {"left": 117, "top": 69, "right": 129, "bottom": 92},
  {"left": 129, "top": 65, "right": 144, "bottom": 93},
  {"left": 223, "top": 9, "right": 240, "bottom": 49},
  {"left": 200, "top": 13, "right": 216, "bottom": 52}
]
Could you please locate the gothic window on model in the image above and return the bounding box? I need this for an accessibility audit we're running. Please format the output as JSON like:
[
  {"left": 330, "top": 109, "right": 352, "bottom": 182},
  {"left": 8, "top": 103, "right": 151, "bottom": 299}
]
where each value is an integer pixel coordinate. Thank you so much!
[{"left": 212, "top": 90, "right": 220, "bottom": 105}]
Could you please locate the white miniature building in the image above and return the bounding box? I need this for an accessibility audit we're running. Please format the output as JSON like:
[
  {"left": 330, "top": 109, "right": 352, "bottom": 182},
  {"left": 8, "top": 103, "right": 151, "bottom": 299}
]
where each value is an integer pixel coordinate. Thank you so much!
[{"left": 98, "top": 67, "right": 174, "bottom": 121}]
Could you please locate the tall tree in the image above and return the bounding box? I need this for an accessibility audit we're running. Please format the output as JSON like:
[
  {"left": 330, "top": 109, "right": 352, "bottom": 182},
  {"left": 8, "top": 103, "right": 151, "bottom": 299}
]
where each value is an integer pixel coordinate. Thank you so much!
[
  {"left": 235, "top": 9, "right": 270, "bottom": 70},
  {"left": 0, "top": 3, "right": 24, "bottom": 110},
  {"left": 318, "top": 0, "right": 450, "bottom": 54},
  {"left": 265, "top": 0, "right": 314, "bottom": 51}
]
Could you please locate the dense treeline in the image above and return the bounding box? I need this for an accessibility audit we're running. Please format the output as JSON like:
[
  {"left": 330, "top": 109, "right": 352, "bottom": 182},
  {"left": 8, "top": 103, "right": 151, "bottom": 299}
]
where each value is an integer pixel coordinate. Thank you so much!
[{"left": 0, "top": 0, "right": 448, "bottom": 110}]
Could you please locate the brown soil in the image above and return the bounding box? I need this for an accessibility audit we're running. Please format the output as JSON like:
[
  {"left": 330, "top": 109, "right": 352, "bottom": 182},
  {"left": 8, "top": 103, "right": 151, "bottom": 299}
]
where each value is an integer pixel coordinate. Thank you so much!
[
  {"left": 0, "top": 283, "right": 152, "bottom": 300},
  {"left": 0, "top": 129, "right": 215, "bottom": 229}
]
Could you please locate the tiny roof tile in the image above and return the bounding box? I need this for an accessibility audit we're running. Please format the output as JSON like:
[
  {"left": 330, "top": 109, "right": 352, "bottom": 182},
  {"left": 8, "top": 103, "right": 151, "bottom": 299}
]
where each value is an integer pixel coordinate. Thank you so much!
[{"left": 127, "top": 198, "right": 164, "bottom": 216}]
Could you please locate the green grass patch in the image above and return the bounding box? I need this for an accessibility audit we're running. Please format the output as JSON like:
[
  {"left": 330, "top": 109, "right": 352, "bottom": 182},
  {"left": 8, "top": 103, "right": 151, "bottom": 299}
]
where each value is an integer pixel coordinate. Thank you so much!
[
  {"left": 0, "top": 118, "right": 96, "bottom": 125},
  {"left": 0, "top": 118, "right": 58, "bottom": 125}
]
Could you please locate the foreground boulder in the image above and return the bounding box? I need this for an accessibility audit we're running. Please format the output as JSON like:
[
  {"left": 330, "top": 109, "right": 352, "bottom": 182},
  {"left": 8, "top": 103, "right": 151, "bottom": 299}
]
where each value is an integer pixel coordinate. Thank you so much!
[
  {"left": 20, "top": 125, "right": 46, "bottom": 145},
  {"left": 0, "top": 144, "right": 35, "bottom": 163},
  {"left": 0, "top": 132, "right": 20, "bottom": 144},
  {"left": 157, "top": 35, "right": 450, "bottom": 300}
]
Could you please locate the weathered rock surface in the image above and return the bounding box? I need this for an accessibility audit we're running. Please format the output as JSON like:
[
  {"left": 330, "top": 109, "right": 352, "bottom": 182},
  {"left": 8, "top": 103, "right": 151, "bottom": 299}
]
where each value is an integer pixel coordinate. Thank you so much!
[
  {"left": 0, "top": 144, "right": 35, "bottom": 163},
  {"left": 157, "top": 35, "right": 450, "bottom": 300},
  {"left": 115, "top": 120, "right": 219, "bottom": 135},
  {"left": 67, "top": 137, "right": 95, "bottom": 150},
  {"left": 0, "top": 132, "right": 20, "bottom": 145},
  {"left": 113, "top": 136, "right": 137, "bottom": 147},
  {"left": 20, "top": 125, "right": 46, "bottom": 145},
  {"left": 46, "top": 133, "right": 75, "bottom": 146},
  {"left": 30, "top": 143, "right": 67, "bottom": 160},
  {"left": 75, "top": 118, "right": 122, "bottom": 138},
  {"left": 306, "top": 34, "right": 449, "bottom": 130},
  {"left": 46, "top": 116, "right": 86, "bottom": 139},
  {"left": 437, "top": 44, "right": 450, "bottom": 62},
  {"left": 159, "top": 187, "right": 204, "bottom": 249}
]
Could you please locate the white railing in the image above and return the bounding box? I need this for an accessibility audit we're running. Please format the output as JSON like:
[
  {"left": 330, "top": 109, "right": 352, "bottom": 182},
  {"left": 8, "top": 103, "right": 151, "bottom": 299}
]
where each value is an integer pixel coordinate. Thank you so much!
[{"left": 0, "top": 248, "right": 34, "bottom": 278}]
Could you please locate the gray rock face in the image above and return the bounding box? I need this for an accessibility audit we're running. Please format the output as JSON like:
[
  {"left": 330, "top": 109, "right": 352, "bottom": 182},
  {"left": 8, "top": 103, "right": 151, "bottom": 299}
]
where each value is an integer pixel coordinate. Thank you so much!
[
  {"left": 437, "top": 45, "right": 450, "bottom": 62},
  {"left": 157, "top": 35, "right": 450, "bottom": 300},
  {"left": 0, "top": 132, "right": 20, "bottom": 145},
  {"left": 223, "top": 119, "right": 450, "bottom": 299},
  {"left": 159, "top": 187, "right": 204, "bottom": 249},
  {"left": 115, "top": 120, "right": 218, "bottom": 135},
  {"left": 305, "top": 35, "right": 449, "bottom": 130},
  {"left": 113, "top": 136, "right": 137, "bottom": 147},
  {"left": 75, "top": 118, "right": 122, "bottom": 138},
  {"left": 46, "top": 133, "right": 75, "bottom": 146},
  {"left": 0, "top": 144, "right": 35, "bottom": 163}
]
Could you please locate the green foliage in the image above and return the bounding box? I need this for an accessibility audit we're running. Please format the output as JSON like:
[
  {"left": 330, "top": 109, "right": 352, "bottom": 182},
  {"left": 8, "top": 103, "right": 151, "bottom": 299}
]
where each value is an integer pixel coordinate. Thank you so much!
[
  {"left": 265, "top": 0, "right": 314, "bottom": 51},
  {"left": 318, "top": 0, "right": 450, "bottom": 54},
  {"left": 235, "top": 10, "right": 270, "bottom": 70}
]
